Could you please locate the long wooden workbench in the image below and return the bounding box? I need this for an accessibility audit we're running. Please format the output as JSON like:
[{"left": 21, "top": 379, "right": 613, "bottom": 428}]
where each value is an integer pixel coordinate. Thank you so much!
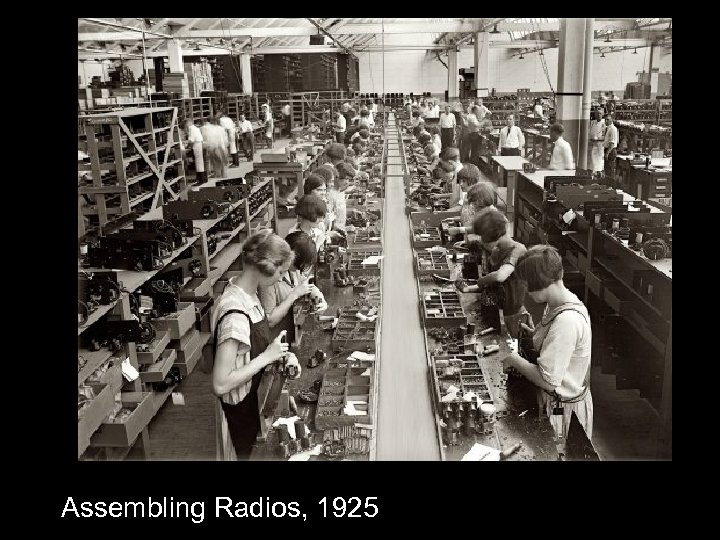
[
  {"left": 514, "top": 166, "right": 672, "bottom": 458},
  {"left": 401, "top": 124, "right": 558, "bottom": 461}
]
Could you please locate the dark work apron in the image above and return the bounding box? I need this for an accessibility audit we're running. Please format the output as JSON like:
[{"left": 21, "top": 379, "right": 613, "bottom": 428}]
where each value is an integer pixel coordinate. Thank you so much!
[
  {"left": 215, "top": 308, "right": 271, "bottom": 460},
  {"left": 272, "top": 273, "right": 297, "bottom": 344}
]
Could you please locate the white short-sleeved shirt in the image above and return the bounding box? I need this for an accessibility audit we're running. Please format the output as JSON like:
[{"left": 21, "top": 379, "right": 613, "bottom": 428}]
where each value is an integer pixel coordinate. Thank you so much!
[
  {"left": 549, "top": 136, "right": 575, "bottom": 170},
  {"left": 219, "top": 116, "right": 236, "bottom": 132},
  {"left": 239, "top": 120, "right": 253, "bottom": 134},
  {"left": 212, "top": 280, "right": 266, "bottom": 405},
  {"left": 187, "top": 124, "right": 203, "bottom": 145},
  {"left": 335, "top": 115, "right": 347, "bottom": 133},
  {"left": 604, "top": 124, "right": 619, "bottom": 149},
  {"left": 533, "top": 299, "right": 591, "bottom": 400}
]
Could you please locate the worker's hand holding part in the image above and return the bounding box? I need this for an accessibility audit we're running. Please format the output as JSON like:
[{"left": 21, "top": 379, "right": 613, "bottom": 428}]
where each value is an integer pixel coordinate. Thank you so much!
[{"left": 264, "top": 330, "right": 290, "bottom": 364}]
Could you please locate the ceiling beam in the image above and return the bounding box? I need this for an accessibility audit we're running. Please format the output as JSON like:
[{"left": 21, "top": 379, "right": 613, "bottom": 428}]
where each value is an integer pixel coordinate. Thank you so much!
[
  {"left": 78, "top": 45, "right": 343, "bottom": 60},
  {"left": 78, "top": 19, "right": 672, "bottom": 43}
]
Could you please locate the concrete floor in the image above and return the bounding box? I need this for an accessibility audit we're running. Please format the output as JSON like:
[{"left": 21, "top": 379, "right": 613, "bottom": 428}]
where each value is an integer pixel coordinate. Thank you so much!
[{"left": 143, "top": 134, "right": 663, "bottom": 461}]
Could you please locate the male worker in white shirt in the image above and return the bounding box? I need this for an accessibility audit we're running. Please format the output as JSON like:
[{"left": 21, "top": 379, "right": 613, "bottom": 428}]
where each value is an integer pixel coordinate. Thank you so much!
[
  {"left": 548, "top": 123, "right": 575, "bottom": 170},
  {"left": 588, "top": 109, "right": 606, "bottom": 174},
  {"left": 603, "top": 114, "right": 619, "bottom": 179},
  {"left": 333, "top": 111, "right": 347, "bottom": 144},
  {"left": 202, "top": 117, "right": 228, "bottom": 179},
  {"left": 431, "top": 100, "right": 441, "bottom": 119},
  {"left": 237, "top": 113, "right": 255, "bottom": 162},
  {"left": 439, "top": 105, "right": 457, "bottom": 150},
  {"left": 217, "top": 111, "right": 239, "bottom": 167},
  {"left": 183, "top": 119, "right": 206, "bottom": 183},
  {"left": 498, "top": 114, "right": 525, "bottom": 156},
  {"left": 281, "top": 102, "right": 291, "bottom": 136}
]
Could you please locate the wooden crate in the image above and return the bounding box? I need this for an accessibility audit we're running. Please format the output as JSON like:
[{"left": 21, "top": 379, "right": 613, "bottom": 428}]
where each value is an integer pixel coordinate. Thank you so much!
[
  {"left": 416, "top": 251, "right": 451, "bottom": 278},
  {"left": 315, "top": 367, "right": 373, "bottom": 430},
  {"left": 153, "top": 302, "right": 196, "bottom": 339},
  {"left": 78, "top": 382, "right": 115, "bottom": 457},
  {"left": 422, "top": 290, "right": 466, "bottom": 328},
  {"left": 331, "top": 308, "right": 377, "bottom": 353},
  {"left": 175, "top": 332, "right": 210, "bottom": 377},
  {"left": 139, "top": 349, "right": 177, "bottom": 383},
  {"left": 347, "top": 227, "right": 382, "bottom": 249},
  {"left": 90, "top": 392, "right": 154, "bottom": 447},
  {"left": 412, "top": 227, "right": 443, "bottom": 249},
  {"left": 136, "top": 330, "right": 171, "bottom": 365},
  {"left": 346, "top": 250, "right": 382, "bottom": 276}
]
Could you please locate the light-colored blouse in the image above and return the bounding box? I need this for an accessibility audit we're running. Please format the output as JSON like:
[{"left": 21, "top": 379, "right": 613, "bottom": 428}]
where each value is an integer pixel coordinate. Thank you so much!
[{"left": 533, "top": 297, "right": 592, "bottom": 400}]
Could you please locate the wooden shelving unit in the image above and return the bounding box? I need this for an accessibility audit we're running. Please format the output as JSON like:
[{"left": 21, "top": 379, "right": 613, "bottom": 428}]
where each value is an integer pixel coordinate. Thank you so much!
[
  {"left": 78, "top": 107, "right": 187, "bottom": 230},
  {"left": 514, "top": 169, "right": 672, "bottom": 458},
  {"left": 78, "top": 175, "right": 278, "bottom": 460},
  {"left": 227, "top": 94, "right": 257, "bottom": 121},
  {"left": 483, "top": 97, "right": 519, "bottom": 127},
  {"left": 171, "top": 97, "right": 214, "bottom": 124}
]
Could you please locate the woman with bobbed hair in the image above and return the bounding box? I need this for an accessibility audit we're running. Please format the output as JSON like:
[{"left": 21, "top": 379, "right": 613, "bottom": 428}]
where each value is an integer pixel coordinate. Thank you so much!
[
  {"left": 501, "top": 244, "right": 593, "bottom": 441},
  {"left": 289, "top": 194, "right": 328, "bottom": 252},
  {"left": 212, "top": 230, "right": 302, "bottom": 459},
  {"left": 259, "top": 231, "right": 326, "bottom": 342}
]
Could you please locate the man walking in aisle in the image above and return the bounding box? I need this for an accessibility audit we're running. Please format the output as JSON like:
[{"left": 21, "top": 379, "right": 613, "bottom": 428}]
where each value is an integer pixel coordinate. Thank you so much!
[
  {"left": 548, "top": 123, "right": 575, "bottom": 170},
  {"left": 603, "top": 114, "right": 619, "bottom": 180},
  {"left": 184, "top": 119, "right": 206, "bottom": 183},
  {"left": 202, "top": 117, "right": 228, "bottom": 179},
  {"left": 282, "top": 102, "right": 292, "bottom": 136},
  {"left": 238, "top": 114, "right": 255, "bottom": 162},
  {"left": 217, "top": 110, "right": 239, "bottom": 167},
  {"left": 439, "top": 105, "right": 456, "bottom": 150},
  {"left": 333, "top": 111, "right": 347, "bottom": 144},
  {"left": 498, "top": 114, "right": 525, "bottom": 156}
]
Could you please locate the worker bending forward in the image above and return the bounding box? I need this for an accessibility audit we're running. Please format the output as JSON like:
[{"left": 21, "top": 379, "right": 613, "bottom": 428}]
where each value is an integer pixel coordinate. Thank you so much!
[{"left": 501, "top": 245, "right": 593, "bottom": 442}]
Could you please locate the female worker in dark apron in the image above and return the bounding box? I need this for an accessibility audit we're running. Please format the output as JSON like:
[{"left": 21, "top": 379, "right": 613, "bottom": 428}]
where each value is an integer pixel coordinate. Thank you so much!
[
  {"left": 212, "top": 231, "right": 302, "bottom": 459},
  {"left": 500, "top": 245, "right": 593, "bottom": 442},
  {"left": 258, "top": 231, "right": 327, "bottom": 343}
]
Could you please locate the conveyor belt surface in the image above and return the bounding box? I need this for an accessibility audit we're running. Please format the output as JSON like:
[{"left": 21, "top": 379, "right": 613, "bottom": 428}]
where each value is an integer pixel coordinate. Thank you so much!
[{"left": 376, "top": 114, "right": 442, "bottom": 460}]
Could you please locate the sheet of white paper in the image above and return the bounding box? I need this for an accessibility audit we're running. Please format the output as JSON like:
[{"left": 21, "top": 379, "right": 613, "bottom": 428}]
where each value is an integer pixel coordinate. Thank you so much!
[
  {"left": 350, "top": 351, "right": 376, "bottom": 361},
  {"left": 461, "top": 443, "right": 501, "bottom": 461},
  {"left": 288, "top": 444, "right": 323, "bottom": 461},
  {"left": 121, "top": 358, "right": 139, "bottom": 382},
  {"left": 272, "top": 416, "right": 301, "bottom": 439},
  {"left": 361, "top": 368, "right": 372, "bottom": 376},
  {"left": 361, "top": 256, "right": 384, "bottom": 265},
  {"left": 562, "top": 209, "right": 576, "bottom": 224}
]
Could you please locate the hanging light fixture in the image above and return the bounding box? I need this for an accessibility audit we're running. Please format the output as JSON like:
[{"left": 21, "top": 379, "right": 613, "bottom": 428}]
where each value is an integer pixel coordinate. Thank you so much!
[
  {"left": 518, "top": 52, "right": 525, "bottom": 60},
  {"left": 490, "top": 24, "right": 500, "bottom": 34},
  {"left": 194, "top": 42, "right": 202, "bottom": 51},
  {"left": 632, "top": 48, "right": 638, "bottom": 54},
  {"left": 600, "top": 52, "right": 606, "bottom": 58},
  {"left": 539, "top": 49, "right": 544, "bottom": 56},
  {"left": 604, "top": 34, "right": 612, "bottom": 43}
]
